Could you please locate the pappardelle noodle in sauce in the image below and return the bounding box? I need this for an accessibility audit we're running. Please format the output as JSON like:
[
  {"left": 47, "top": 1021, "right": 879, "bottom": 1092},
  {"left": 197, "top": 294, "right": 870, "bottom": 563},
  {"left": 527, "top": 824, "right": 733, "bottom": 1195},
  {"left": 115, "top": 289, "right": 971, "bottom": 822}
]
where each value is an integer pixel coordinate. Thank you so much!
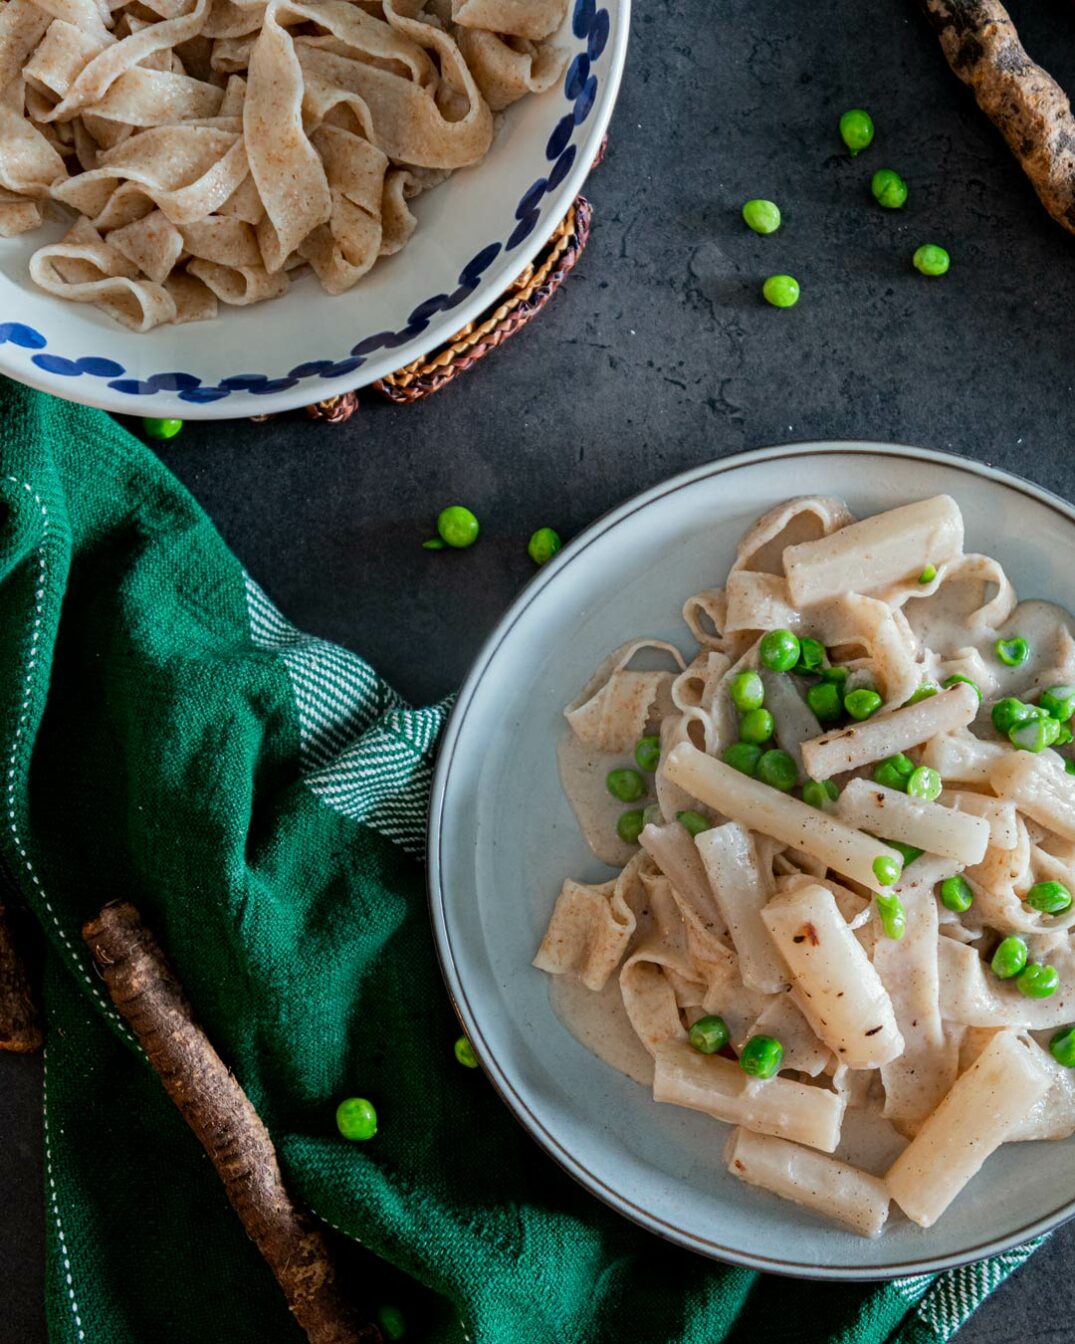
[{"left": 534, "top": 495, "right": 1075, "bottom": 1237}]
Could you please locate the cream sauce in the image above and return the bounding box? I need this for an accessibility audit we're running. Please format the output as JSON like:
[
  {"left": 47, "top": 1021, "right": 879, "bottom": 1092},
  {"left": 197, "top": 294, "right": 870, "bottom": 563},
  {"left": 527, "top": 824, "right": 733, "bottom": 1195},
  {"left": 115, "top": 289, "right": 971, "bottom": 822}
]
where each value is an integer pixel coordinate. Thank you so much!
[{"left": 549, "top": 971, "right": 655, "bottom": 1087}]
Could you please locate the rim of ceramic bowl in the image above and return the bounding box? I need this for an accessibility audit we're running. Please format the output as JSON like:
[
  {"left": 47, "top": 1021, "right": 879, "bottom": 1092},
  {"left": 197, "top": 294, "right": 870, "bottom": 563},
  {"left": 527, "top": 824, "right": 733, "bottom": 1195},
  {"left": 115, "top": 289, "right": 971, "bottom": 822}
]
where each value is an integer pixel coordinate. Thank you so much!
[
  {"left": 428, "top": 441, "right": 1075, "bottom": 1280},
  {"left": 0, "top": 0, "right": 630, "bottom": 421}
]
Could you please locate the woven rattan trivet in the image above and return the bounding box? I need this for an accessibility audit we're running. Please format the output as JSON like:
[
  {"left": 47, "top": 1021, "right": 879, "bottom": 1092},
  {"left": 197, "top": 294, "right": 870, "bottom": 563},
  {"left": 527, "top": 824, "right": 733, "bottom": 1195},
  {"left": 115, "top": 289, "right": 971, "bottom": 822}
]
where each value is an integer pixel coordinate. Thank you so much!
[{"left": 256, "top": 186, "right": 595, "bottom": 426}]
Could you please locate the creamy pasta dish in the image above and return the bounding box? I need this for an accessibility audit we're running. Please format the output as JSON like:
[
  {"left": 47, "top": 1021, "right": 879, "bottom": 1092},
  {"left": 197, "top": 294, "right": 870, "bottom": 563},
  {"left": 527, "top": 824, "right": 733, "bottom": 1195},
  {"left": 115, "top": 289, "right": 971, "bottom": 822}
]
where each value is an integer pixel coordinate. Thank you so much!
[
  {"left": 535, "top": 495, "right": 1075, "bottom": 1237},
  {"left": 0, "top": 0, "right": 567, "bottom": 329}
]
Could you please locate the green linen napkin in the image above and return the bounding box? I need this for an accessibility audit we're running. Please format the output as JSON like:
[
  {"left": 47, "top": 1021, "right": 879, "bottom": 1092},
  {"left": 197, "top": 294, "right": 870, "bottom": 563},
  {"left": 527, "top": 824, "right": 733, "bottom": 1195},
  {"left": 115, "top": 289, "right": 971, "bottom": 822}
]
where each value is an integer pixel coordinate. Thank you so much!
[{"left": 0, "top": 377, "right": 1041, "bottom": 1344}]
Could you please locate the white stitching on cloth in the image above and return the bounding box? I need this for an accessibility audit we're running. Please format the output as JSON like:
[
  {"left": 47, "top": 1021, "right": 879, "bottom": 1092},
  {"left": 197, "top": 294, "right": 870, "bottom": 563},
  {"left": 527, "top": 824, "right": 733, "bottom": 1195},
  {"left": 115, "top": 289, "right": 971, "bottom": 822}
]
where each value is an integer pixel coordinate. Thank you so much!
[
  {"left": 43, "top": 1048, "right": 86, "bottom": 1342},
  {"left": 3, "top": 476, "right": 130, "bottom": 1039}
]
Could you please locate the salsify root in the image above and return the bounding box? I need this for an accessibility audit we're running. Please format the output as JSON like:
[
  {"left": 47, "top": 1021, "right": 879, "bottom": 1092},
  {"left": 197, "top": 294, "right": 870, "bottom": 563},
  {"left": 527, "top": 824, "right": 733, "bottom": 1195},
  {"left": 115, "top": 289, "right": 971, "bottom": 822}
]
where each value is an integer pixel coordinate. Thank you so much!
[
  {"left": 0, "top": 901, "right": 41, "bottom": 1053},
  {"left": 919, "top": 0, "right": 1075, "bottom": 234},
  {"left": 83, "top": 902, "right": 381, "bottom": 1344}
]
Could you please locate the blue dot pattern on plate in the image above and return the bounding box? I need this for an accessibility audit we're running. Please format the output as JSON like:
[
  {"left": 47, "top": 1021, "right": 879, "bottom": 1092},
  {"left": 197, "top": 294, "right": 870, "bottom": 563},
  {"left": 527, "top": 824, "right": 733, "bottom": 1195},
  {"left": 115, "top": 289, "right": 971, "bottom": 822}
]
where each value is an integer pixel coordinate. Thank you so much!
[{"left": 2, "top": 0, "right": 611, "bottom": 404}]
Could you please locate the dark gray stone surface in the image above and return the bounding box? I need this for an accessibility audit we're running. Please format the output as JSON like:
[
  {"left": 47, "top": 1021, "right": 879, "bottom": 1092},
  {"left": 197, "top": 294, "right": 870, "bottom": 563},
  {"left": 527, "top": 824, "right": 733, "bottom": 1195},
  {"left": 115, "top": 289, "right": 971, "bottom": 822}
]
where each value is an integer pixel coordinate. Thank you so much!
[{"left": 5, "top": 0, "right": 1075, "bottom": 1338}]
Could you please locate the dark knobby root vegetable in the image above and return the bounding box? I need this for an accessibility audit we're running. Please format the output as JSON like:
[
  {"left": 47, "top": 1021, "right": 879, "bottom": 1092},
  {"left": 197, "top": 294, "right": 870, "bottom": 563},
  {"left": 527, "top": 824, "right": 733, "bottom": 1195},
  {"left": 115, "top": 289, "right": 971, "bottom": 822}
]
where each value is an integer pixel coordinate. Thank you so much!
[
  {"left": 0, "top": 902, "right": 41, "bottom": 1053},
  {"left": 918, "top": 0, "right": 1075, "bottom": 235},
  {"left": 83, "top": 903, "right": 379, "bottom": 1344}
]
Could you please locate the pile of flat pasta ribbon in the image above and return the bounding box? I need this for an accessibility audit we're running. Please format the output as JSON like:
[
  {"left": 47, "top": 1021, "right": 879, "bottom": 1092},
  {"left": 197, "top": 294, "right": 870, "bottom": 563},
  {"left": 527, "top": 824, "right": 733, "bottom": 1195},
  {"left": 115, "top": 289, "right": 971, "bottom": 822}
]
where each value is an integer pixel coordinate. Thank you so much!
[{"left": 0, "top": 0, "right": 568, "bottom": 329}]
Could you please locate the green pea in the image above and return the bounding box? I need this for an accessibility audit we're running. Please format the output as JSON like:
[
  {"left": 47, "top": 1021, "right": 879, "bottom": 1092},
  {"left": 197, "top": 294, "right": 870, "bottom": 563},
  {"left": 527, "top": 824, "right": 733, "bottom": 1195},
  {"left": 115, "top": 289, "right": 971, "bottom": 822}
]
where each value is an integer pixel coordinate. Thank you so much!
[
  {"left": 875, "top": 891, "right": 906, "bottom": 940},
  {"left": 1026, "top": 880, "right": 1073, "bottom": 915},
  {"left": 617, "top": 809, "right": 646, "bottom": 844},
  {"left": 918, "top": 563, "right": 937, "bottom": 583},
  {"left": 436, "top": 505, "right": 480, "bottom": 549},
  {"left": 688, "top": 1014, "right": 730, "bottom": 1054},
  {"left": 1057, "top": 722, "right": 1074, "bottom": 746},
  {"left": 995, "top": 636, "right": 1029, "bottom": 667},
  {"left": 760, "top": 629, "right": 800, "bottom": 671},
  {"left": 742, "top": 198, "right": 781, "bottom": 234},
  {"left": 642, "top": 803, "right": 663, "bottom": 827},
  {"left": 913, "top": 244, "right": 950, "bottom": 277},
  {"left": 756, "top": 749, "right": 797, "bottom": 791},
  {"left": 845, "top": 688, "right": 882, "bottom": 721},
  {"left": 143, "top": 416, "right": 183, "bottom": 440},
  {"left": 1067, "top": 759, "right": 1075, "bottom": 776},
  {"left": 729, "top": 670, "right": 765, "bottom": 712},
  {"left": 992, "top": 697, "right": 1033, "bottom": 735},
  {"left": 871, "top": 168, "right": 907, "bottom": 209},
  {"left": 943, "top": 674, "right": 982, "bottom": 701},
  {"left": 738, "top": 1034, "right": 784, "bottom": 1079},
  {"left": 422, "top": 538, "right": 447, "bottom": 550},
  {"left": 454, "top": 1034, "right": 479, "bottom": 1068},
  {"left": 336, "top": 1096, "right": 378, "bottom": 1141},
  {"left": 527, "top": 527, "right": 561, "bottom": 565},
  {"left": 796, "top": 637, "right": 827, "bottom": 672},
  {"left": 378, "top": 1305, "right": 407, "bottom": 1340},
  {"left": 723, "top": 742, "right": 763, "bottom": 776},
  {"left": 821, "top": 665, "right": 849, "bottom": 686},
  {"left": 606, "top": 768, "right": 646, "bottom": 802},
  {"left": 905, "top": 682, "right": 939, "bottom": 705},
  {"left": 938, "top": 874, "right": 973, "bottom": 913},
  {"left": 806, "top": 681, "right": 842, "bottom": 722},
  {"left": 872, "top": 753, "right": 915, "bottom": 791},
  {"left": 839, "top": 107, "right": 874, "bottom": 155},
  {"left": 1041, "top": 685, "right": 1075, "bottom": 722},
  {"left": 739, "top": 707, "right": 775, "bottom": 744},
  {"left": 1049, "top": 1026, "right": 1075, "bottom": 1068},
  {"left": 1017, "top": 962, "right": 1060, "bottom": 998},
  {"left": 990, "top": 935, "right": 1028, "bottom": 980},
  {"left": 677, "top": 809, "right": 711, "bottom": 838},
  {"left": 872, "top": 854, "right": 902, "bottom": 887},
  {"left": 885, "top": 839, "right": 922, "bottom": 866},
  {"left": 802, "top": 779, "right": 839, "bottom": 810},
  {"left": 762, "top": 274, "right": 800, "bottom": 309},
  {"left": 634, "top": 735, "right": 661, "bottom": 772},
  {"left": 906, "top": 765, "right": 942, "bottom": 801},
  {"left": 1010, "top": 716, "right": 1061, "bottom": 753}
]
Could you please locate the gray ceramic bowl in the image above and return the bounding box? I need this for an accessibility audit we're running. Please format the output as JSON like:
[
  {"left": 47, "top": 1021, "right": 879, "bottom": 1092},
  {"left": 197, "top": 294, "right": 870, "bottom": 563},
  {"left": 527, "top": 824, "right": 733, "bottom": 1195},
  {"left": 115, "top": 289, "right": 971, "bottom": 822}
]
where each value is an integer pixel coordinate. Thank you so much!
[{"left": 429, "top": 443, "right": 1075, "bottom": 1278}]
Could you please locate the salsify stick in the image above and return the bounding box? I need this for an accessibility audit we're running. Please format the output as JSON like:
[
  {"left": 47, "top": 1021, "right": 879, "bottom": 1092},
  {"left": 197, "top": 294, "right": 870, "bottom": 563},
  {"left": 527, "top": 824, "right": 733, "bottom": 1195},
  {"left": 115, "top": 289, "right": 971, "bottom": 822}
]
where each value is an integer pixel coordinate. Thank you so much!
[
  {"left": 919, "top": 0, "right": 1075, "bottom": 234},
  {"left": 0, "top": 900, "right": 42, "bottom": 1053},
  {"left": 83, "top": 902, "right": 381, "bottom": 1344}
]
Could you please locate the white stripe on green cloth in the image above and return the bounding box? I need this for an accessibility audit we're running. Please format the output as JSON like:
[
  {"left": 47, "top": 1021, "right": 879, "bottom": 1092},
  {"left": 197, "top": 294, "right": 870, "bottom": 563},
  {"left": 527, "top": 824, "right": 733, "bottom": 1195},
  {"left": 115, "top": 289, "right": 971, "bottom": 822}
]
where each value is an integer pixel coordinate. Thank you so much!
[{"left": 244, "top": 576, "right": 448, "bottom": 858}]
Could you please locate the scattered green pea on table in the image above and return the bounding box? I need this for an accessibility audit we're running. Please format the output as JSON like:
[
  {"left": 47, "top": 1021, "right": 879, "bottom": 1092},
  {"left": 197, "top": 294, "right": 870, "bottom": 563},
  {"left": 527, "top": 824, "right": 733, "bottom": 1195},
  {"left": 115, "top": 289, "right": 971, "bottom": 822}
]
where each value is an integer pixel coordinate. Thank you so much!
[
  {"left": 143, "top": 417, "right": 183, "bottom": 440},
  {"left": 429, "top": 505, "right": 480, "bottom": 550},
  {"left": 742, "top": 199, "right": 782, "bottom": 234},
  {"left": 762, "top": 274, "right": 800, "bottom": 309},
  {"left": 527, "top": 527, "right": 561, "bottom": 565},
  {"left": 454, "top": 1035, "right": 479, "bottom": 1068},
  {"left": 336, "top": 1096, "right": 378, "bottom": 1141},
  {"left": 839, "top": 108, "right": 874, "bottom": 155},
  {"left": 913, "top": 245, "right": 950, "bottom": 277},
  {"left": 871, "top": 168, "right": 908, "bottom": 209},
  {"left": 378, "top": 1305, "right": 407, "bottom": 1340}
]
